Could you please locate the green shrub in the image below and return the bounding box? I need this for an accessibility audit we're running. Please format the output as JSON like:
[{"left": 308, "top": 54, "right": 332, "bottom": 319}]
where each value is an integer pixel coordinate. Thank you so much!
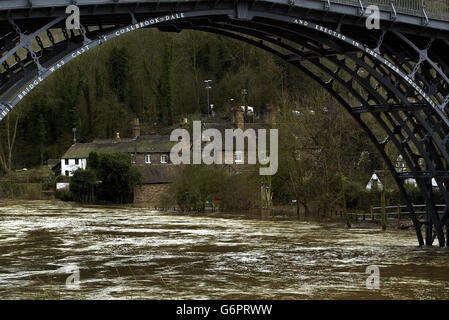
[
  {"left": 70, "top": 169, "right": 97, "bottom": 203},
  {"left": 42, "top": 175, "right": 56, "bottom": 190},
  {"left": 56, "top": 190, "right": 74, "bottom": 202},
  {"left": 96, "top": 152, "right": 141, "bottom": 204}
]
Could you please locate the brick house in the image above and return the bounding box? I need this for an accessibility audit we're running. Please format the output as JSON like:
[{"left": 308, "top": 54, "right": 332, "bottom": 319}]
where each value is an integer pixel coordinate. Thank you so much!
[
  {"left": 60, "top": 128, "right": 177, "bottom": 205},
  {"left": 61, "top": 135, "right": 176, "bottom": 172}
]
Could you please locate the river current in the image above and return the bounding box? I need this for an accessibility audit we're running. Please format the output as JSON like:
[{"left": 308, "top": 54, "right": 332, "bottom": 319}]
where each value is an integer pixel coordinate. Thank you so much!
[{"left": 0, "top": 201, "right": 448, "bottom": 299}]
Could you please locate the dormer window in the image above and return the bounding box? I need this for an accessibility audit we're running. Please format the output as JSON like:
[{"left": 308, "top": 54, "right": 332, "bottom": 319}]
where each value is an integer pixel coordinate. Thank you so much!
[
  {"left": 161, "top": 154, "right": 168, "bottom": 164},
  {"left": 145, "top": 154, "right": 151, "bottom": 164}
]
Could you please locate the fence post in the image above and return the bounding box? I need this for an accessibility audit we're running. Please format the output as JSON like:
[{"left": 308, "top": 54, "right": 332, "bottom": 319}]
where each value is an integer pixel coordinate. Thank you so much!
[
  {"left": 371, "top": 205, "right": 374, "bottom": 221},
  {"left": 381, "top": 189, "right": 387, "bottom": 230},
  {"left": 397, "top": 204, "right": 401, "bottom": 220}
]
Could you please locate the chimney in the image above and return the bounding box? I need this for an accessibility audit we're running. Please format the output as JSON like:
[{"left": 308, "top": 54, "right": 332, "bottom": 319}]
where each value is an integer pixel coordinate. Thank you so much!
[
  {"left": 132, "top": 118, "right": 140, "bottom": 138},
  {"left": 180, "top": 118, "right": 188, "bottom": 128},
  {"left": 232, "top": 106, "right": 244, "bottom": 130},
  {"left": 116, "top": 132, "right": 121, "bottom": 142}
]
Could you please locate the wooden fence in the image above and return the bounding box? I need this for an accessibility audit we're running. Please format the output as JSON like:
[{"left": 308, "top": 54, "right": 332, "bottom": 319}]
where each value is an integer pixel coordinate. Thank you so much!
[{"left": 332, "top": 204, "right": 446, "bottom": 222}]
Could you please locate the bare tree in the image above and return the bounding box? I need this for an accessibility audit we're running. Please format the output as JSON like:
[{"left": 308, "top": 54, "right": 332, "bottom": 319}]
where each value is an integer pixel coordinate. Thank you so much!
[{"left": 0, "top": 113, "right": 20, "bottom": 174}]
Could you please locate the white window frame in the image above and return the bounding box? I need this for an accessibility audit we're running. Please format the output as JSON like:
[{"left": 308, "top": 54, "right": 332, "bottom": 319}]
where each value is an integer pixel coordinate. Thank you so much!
[
  {"left": 161, "top": 154, "right": 168, "bottom": 164},
  {"left": 234, "top": 151, "right": 243, "bottom": 163},
  {"left": 145, "top": 154, "right": 151, "bottom": 164}
]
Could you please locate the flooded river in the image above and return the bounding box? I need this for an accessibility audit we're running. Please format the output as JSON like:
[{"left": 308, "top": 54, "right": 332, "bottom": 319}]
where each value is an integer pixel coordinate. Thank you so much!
[{"left": 0, "top": 200, "right": 448, "bottom": 300}]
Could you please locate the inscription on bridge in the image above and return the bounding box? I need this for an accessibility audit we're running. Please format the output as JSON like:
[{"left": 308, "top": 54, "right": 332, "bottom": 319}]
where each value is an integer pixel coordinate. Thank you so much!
[
  {"left": 13, "top": 13, "right": 186, "bottom": 106},
  {"left": 7, "top": 12, "right": 442, "bottom": 124},
  {"left": 292, "top": 18, "right": 440, "bottom": 112}
]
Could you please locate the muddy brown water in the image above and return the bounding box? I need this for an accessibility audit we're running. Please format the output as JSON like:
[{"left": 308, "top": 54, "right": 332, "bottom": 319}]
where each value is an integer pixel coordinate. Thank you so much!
[{"left": 0, "top": 200, "right": 448, "bottom": 299}]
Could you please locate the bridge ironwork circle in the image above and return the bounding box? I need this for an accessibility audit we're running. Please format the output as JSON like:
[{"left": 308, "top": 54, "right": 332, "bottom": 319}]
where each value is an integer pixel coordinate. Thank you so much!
[{"left": 1, "top": 0, "right": 449, "bottom": 246}]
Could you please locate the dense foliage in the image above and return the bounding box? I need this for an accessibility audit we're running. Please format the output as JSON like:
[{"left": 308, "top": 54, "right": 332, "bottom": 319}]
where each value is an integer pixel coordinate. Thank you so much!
[
  {"left": 70, "top": 152, "right": 141, "bottom": 204},
  {"left": 70, "top": 169, "right": 97, "bottom": 203},
  {"left": 164, "top": 165, "right": 258, "bottom": 211}
]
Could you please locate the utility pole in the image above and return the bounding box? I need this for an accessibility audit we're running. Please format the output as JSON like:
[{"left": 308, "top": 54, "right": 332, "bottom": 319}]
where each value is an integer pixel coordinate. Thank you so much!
[
  {"left": 241, "top": 88, "right": 248, "bottom": 115},
  {"left": 204, "top": 80, "right": 212, "bottom": 117}
]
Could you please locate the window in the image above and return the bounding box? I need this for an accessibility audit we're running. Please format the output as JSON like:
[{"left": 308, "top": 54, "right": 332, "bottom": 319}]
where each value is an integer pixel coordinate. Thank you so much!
[
  {"left": 131, "top": 154, "right": 136, "bottom": 164},
  {"left": 75, "top": 159, "right": 79, "bottom": 165},
  {"left": 65, "top": 170, "right": 69, "bottom": 176},
  {"left": 161, "top": 154, "right": 168, "bottom": 164},
  {"left": 145, "top": 154, "right": 151, "bottom": 164},
  {"left": 65, "top": 159, "right": 69, "bottom": 165},
  {"left": 234, "top": 151, "right": 243, "bottom": 163}
]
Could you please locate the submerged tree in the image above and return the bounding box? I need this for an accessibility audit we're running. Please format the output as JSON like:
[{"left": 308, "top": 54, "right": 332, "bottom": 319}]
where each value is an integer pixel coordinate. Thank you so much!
[
  {"left": 70, "top": 169, "right": 97, "bottom": 203},
  {"left": 96, "top": 152, "right": 141, "bottom": 204},
  {"left": 0, "top": 113, "right": 20, "bottom": 174}
]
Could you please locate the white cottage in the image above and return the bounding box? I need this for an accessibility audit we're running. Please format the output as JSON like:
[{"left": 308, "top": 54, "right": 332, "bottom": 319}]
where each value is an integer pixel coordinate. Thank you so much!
[
  {"left": 366, "top": 173, "right": 384, "bottom": 191},
  {"left": 61, "top": 155, "right": 87, "bottom": 177}
]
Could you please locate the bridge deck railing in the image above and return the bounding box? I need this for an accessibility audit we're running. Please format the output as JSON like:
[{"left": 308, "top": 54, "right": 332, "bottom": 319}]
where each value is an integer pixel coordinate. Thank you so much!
[
  {"left": 329, "top": 0, "right": 449, "bottom": 21},
  {"left": 0, "top": 0, "right": 447, "bottom": 21}
]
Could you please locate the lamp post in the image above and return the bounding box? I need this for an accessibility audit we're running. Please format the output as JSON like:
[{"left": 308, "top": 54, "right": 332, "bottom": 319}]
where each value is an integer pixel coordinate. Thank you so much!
[
  {"left": 204, "top": 80, "right": 212, "bottom": 117},
  {"left": 241, "top": 88, "right": 248, "bottom": 114}
]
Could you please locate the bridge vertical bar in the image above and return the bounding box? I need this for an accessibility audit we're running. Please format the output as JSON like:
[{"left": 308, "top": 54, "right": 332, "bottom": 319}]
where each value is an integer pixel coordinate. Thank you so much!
[{"left": 425, "top": 181, "right": 434, "bottom": 245}]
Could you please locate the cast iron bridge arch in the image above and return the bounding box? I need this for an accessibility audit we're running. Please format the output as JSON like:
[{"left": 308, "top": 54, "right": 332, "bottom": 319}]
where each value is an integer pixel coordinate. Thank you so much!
[{"left": 1, "top": 0, "right": 449, "bottom": 246}]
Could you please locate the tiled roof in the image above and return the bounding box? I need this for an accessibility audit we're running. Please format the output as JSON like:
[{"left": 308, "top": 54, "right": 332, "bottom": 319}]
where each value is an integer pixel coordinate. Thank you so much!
[{"left": 62, "top": 135, "right": 176, "bottom": 159}]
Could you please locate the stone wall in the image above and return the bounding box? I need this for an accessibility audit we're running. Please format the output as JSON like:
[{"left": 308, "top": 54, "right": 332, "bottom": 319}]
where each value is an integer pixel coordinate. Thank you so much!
[{"left": 134, "top": 183, "right": 170, "bottom": 206}]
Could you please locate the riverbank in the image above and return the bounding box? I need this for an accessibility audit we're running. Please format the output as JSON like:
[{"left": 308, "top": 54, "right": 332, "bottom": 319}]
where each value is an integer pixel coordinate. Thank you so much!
[{"left": 0, "top": 167, "right": 59, "bottom": 200}]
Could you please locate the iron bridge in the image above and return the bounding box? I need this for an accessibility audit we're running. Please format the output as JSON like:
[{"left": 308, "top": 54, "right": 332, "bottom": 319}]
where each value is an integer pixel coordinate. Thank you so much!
[{"left": 1, "top": 0, "right": 449, "bottom": 246}]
